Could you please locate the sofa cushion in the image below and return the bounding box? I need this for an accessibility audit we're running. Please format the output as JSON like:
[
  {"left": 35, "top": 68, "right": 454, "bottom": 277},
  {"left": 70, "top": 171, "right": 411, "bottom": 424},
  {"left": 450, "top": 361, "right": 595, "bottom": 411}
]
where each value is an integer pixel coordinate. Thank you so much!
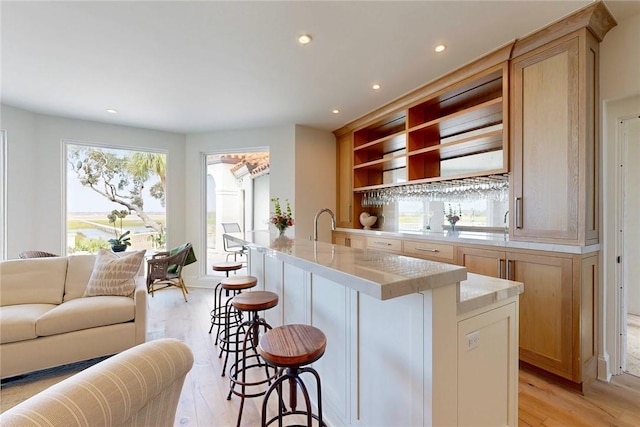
[
  {"left": 63, "top": 254, "right": 97, "bottom": 302},
  {"left": 0, "top": 304, "right": 57, "bottom": 344},
  {"left": 0, "top": 258, "right": 68, "bottom": 306},
  {"left": 36, "top": 296, "right": 135, "bottom": 337},
  {"left": 84, "top": 249, "right": 146, "bottom": 297}
]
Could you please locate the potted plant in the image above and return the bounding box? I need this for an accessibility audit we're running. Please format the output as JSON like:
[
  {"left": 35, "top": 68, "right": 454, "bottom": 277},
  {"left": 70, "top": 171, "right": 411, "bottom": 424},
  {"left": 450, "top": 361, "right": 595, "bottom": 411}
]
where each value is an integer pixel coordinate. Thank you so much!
[{"left": 107, "top": 209, "right": 131, "bottom": 252}]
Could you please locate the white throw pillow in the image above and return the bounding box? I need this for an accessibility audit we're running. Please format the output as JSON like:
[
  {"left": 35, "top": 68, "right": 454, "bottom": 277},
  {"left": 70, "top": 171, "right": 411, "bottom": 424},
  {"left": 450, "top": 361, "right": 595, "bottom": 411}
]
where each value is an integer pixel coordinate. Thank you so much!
[{"left": 83, "top": 249, "right": 146, "bottom": 297}]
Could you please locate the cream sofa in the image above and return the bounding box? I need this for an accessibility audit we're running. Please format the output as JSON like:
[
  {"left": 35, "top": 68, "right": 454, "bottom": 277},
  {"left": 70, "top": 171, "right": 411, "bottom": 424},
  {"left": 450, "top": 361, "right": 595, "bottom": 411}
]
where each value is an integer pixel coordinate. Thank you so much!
[
  {"left": 0, "top": 338, "right": 193, "bottom": 427},
  {"left": 0, "top": 254, "right": 147, "bottom": 379}
]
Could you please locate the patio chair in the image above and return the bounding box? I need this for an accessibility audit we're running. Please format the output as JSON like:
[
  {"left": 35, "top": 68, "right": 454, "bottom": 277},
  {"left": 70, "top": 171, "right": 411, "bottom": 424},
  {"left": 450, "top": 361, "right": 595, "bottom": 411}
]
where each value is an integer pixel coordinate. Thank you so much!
[
  {"left": 18, "top": 250, "right": 58, "bottom": 259},
  {"left": 221, "top": 222, "right": 247, "bottom": 262},
  {"left": 146, "top": 243, "right": 193, "bottom": 302}
]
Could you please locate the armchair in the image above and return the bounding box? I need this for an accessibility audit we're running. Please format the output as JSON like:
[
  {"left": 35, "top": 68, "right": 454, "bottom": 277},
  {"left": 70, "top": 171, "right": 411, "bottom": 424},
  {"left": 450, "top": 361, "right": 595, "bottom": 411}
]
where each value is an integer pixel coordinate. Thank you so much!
[
  {"left": 0, "top": 338, "right": 194, "bottom": 427},
  {"left": 146, "top": 243, "right": 193, "bottom": 302},
  {"left": 18, "top": 251, "right": 58, "bottom": 259}
]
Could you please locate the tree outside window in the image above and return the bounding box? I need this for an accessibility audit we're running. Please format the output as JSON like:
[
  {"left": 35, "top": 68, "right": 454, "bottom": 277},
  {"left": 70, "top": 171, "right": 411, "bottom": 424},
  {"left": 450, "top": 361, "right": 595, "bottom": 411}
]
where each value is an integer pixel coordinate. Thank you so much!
[{"left": 66, "top": 143, "right": 166, "bottom": 254}]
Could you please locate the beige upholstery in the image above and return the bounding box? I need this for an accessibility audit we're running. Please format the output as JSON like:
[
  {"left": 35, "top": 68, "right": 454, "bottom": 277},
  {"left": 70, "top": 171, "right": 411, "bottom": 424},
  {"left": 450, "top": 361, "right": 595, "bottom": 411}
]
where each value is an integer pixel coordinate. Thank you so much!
[
  {"left": 0, "top": 257, "right": 68, "bottom": 306},
  {"left": 0, "top": 338, "right": 194, "bottom": 427},
  {"left": 0, "top": 256, "right": 147, "bottom": 379}
]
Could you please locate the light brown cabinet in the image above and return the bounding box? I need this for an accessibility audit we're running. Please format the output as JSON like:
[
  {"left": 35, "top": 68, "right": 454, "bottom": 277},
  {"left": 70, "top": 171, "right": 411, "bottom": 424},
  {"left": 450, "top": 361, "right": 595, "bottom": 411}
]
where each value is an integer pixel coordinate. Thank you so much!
[
  {"left": 332, "top": 231, "right": 365, "bottom": 249},
  {"left": 403, "top": 239, "right": 455, "bottom": 263},
  {"left": 336, "top": 133, "right": 354, "bottom": 228},
  {"left": 510, "top": 28, "right": 605, "bottom": 246},
  {"left": 366, "top": 236, "right": 402, "bottom": 254},
  {"left": 458, "top": 245, "right": 598, "bottom": 386}
]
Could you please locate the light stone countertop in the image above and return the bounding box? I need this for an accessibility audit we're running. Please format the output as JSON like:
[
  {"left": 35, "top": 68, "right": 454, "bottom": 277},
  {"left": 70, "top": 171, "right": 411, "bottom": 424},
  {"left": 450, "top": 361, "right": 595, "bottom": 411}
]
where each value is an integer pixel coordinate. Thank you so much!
[
  {"left": 337, "top": 227, "right": 600, "bottom": 255},
  {"left": 459, "top": 273, "right": 524, "bottom": 315},
  {"left": 227, "top": 231, "right": 523, "bottom": 312}
]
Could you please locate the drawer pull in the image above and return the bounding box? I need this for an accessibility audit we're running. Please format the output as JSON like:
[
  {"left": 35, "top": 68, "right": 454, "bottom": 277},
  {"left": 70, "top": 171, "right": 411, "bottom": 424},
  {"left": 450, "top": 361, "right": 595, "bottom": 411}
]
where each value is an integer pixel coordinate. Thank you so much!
[
  {"left": 374, "top": 241, "right": 392, "bottom": 246},
  {"left": 416, "top": 248, "right": 439, "bottom": 253}
]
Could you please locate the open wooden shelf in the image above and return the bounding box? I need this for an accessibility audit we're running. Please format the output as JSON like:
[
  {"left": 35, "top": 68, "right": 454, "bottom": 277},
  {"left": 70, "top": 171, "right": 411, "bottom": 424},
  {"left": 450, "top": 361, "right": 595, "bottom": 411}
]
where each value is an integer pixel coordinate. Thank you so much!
[
  {"left": 350, "top": 63, "right": 508, "bottom": 191},
  {"left": 354, "top": 113, "right": 406, "bottom": 148},
  {"left": 353, "top": 132, "right": 406, "bottom": 166}
]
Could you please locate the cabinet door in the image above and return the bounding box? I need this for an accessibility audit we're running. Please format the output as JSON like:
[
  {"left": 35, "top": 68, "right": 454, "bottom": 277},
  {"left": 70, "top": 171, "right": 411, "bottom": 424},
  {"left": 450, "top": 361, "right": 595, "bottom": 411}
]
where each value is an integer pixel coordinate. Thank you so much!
[
  {"left": 507, "top": 251, "right": 574, "bottom": 379},
  {"left": 458, "top": 246, "right": 505, "bottom": 278},
  {"left": 511, "top": 36, "right": 581, "bottom": 243},
  {"left": 458, "top": 302, "right": 518, "bottom": 427},
  {"left": 336, "top": 133, "right": 353, "bottom": 228}
]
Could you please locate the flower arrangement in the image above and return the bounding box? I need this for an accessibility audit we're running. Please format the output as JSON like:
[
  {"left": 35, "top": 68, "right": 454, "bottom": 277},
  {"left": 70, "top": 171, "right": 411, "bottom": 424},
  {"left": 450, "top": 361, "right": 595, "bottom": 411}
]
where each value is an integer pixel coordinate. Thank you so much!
[
  {"left": 107, "top": 209, "right": 131, "bottom": 250},
  {"left": 444, "top": 203, "right": 461, "bottom": 231},
  {"left": 271, "top": 197, "right": 294, "bottom": 236}
]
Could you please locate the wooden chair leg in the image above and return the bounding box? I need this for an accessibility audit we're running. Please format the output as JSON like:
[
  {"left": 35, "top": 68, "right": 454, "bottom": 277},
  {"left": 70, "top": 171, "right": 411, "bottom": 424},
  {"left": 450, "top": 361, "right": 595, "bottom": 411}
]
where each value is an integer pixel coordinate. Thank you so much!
[{"left": 179, "top": 279, "right": 188, "bottom": 302}]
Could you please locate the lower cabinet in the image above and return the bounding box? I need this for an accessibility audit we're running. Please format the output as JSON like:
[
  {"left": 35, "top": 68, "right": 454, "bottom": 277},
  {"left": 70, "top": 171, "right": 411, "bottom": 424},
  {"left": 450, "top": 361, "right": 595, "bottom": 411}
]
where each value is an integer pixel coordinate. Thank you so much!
[
  {"left": 332, "top": 231, "right": 598, "bottom": 387},
  {"left": 458, "top": 245, "right": 598, "bottom": 386},
  {"left": 458, "top": 302, "right": 518, "bottom": 426},
  {"left": 332, "top": 231, "right": 365, "bottom": 249}
]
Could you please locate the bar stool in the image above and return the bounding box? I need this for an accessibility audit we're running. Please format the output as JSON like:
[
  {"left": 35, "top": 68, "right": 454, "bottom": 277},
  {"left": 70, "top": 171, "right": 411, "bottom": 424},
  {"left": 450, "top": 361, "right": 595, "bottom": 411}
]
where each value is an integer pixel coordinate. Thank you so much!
[
  {"left": 209, "top": 262, "right": 243, "bottom": 340},
  {"left": 227, "top": 291, "right": 279, "bottom": 427},
  {"left": 258, "top": 324, "right": 327, "bottom": 427},
  {"left": 217, "top": 275, "right": 258, "bottom": 377}
]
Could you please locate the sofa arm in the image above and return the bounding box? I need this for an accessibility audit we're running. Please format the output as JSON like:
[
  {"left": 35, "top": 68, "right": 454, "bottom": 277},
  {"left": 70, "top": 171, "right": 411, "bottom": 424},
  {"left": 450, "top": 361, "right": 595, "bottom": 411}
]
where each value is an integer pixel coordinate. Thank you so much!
[
  {"left": 0, "top": 338, "right": 194, "bottom": 427},
  {"left": 134, "top": 277, "right": 147, "bottom": 345}
]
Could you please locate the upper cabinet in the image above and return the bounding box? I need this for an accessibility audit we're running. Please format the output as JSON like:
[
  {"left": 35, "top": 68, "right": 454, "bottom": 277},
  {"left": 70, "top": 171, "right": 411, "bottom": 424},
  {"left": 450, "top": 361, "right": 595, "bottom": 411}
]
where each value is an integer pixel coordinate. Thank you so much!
[{"left": 510, "top": 2, "right": 615, "bottom": 246}]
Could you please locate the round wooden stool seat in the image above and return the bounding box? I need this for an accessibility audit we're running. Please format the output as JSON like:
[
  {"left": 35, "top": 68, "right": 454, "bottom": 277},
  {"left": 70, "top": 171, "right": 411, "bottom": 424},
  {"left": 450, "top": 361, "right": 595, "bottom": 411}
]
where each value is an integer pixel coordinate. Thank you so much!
[
  {"left": 258, "top": 324, "right": 327, "bottom": 368},
  {"left": 221, "top": 275, "right": 258, "bottom": 291},
  {"left": 232, "top": 291, "right": 279, "bottom": 312},
  {"left": 258, "top": 324, "right": 327, "bottom": 426},
  {"left": 212, "top": 261, "right": 243, "bottom": 272}
]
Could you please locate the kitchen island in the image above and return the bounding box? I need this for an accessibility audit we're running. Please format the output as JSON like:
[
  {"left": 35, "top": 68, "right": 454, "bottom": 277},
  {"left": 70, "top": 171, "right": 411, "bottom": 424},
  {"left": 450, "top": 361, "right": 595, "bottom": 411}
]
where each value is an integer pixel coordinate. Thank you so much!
[{"left": 226, "top": 231, "right": 523, "bottom": 426}]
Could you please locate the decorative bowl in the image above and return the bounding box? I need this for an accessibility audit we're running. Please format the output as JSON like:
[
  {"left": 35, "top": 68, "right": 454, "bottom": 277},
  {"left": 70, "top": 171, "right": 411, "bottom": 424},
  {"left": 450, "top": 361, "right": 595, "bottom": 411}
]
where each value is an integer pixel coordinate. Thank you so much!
[{"left": 359, "top": 212, "right": 377, "bottom": 230}]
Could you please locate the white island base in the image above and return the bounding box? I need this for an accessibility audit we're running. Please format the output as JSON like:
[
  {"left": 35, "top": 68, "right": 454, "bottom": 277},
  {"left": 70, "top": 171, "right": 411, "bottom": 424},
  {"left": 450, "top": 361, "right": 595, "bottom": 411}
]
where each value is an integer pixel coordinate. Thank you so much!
[{"left": 235, "top": 234, "right": 521, "bottom": 427}]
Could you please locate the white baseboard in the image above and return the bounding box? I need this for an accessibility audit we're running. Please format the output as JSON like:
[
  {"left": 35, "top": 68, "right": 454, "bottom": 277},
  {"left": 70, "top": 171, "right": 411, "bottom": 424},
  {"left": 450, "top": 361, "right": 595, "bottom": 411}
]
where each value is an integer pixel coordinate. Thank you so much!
[{"left": 597, "top": 353, "right": 612, "bottom": 382}]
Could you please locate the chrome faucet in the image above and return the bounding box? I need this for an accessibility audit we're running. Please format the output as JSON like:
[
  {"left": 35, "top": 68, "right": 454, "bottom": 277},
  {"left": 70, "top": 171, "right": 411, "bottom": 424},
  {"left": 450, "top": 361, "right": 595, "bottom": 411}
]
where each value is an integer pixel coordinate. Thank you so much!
[{"left": 313, "top": 208, "right": 336, "bottom": 241}]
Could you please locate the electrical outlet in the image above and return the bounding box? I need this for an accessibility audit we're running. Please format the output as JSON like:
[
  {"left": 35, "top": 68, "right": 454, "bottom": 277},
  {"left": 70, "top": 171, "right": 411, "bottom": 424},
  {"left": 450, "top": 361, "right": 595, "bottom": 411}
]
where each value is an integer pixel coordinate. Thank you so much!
[{"left": 466, "top": 331, "right": 480, "bottom": 351}]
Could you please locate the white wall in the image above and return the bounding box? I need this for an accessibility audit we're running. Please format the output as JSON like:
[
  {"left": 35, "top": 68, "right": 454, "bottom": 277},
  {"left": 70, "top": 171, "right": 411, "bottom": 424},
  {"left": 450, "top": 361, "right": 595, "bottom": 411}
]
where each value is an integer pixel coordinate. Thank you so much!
[
  {"left": 0, "top": 106, "right": 38, "bottom": 255},
  {"left": 600, "top": 13, "right": 640, "bottom": 101},
  {"left": 253, "top": 174, "right": 270, "bottom": 231},
  {"left": 294, "top": 125, "right": 336, "bottom": 242},
  {"left": 0, "top": 105, "right": 186, "bottom": 258},
  {"left": 598, "top": 12, "right": 640, "bottom": 380}
]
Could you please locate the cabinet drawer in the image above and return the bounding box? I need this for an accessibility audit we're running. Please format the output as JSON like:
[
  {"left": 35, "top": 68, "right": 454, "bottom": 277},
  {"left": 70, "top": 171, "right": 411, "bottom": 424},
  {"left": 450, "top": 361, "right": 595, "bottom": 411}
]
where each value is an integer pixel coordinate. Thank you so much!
[
  {"left": 366, "top": 236, "right": 402, "bottom": 253},
  {"left": 403, "top": 240, "right": 455, "bottom": 261}
]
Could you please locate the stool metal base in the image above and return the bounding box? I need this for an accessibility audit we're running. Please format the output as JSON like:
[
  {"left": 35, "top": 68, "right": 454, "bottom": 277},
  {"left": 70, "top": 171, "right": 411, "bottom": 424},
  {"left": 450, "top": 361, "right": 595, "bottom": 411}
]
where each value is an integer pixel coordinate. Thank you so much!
[
  {"left": 261, "top": 366, "right": 327, "bottom": 427},
  {"left": 228, "top": 313, "right": 278, "bottom": 427}
]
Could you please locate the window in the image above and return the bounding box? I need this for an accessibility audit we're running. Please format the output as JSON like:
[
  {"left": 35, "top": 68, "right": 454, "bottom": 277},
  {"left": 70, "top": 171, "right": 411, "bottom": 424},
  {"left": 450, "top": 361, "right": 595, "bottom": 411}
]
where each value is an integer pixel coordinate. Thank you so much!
[
  {"left": 204, "top": 150, "right": 269, "bottom": 270},
  {"left": 65, "top": 142, "right": 166, "bottom": 254}
]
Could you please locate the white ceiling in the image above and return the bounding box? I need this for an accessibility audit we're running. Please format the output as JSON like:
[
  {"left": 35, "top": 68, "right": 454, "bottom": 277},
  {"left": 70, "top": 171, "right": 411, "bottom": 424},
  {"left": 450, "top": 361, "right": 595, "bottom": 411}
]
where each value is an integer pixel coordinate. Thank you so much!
[{"left": 2, "top": 1, "right": 638, "bottom": 134}]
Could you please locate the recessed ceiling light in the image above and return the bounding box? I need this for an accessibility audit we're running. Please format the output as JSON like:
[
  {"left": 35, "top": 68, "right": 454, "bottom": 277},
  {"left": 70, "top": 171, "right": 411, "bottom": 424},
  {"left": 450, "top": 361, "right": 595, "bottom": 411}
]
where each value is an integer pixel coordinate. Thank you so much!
[
  {"left": 435, "top": 44, "right": 446, "bottom": 53},
  {"left": 106, "top": 108, "right": 118, "bottom": 114},
  {"left": 332, "top": 109, "right": 340, "bottom": 114},
  {"left": 298, "top": 34, "right": 312, "bottom": 45},
  {"left": 372, "top": 84, "right": 381, "bottom": 90}
]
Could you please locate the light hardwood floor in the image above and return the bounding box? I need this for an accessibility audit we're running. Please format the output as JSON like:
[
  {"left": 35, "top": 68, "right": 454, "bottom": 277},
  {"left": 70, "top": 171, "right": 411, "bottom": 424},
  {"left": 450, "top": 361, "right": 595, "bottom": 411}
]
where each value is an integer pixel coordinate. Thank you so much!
[{"left": 152, "top": 286, "right": 640, "bottom": 426}]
